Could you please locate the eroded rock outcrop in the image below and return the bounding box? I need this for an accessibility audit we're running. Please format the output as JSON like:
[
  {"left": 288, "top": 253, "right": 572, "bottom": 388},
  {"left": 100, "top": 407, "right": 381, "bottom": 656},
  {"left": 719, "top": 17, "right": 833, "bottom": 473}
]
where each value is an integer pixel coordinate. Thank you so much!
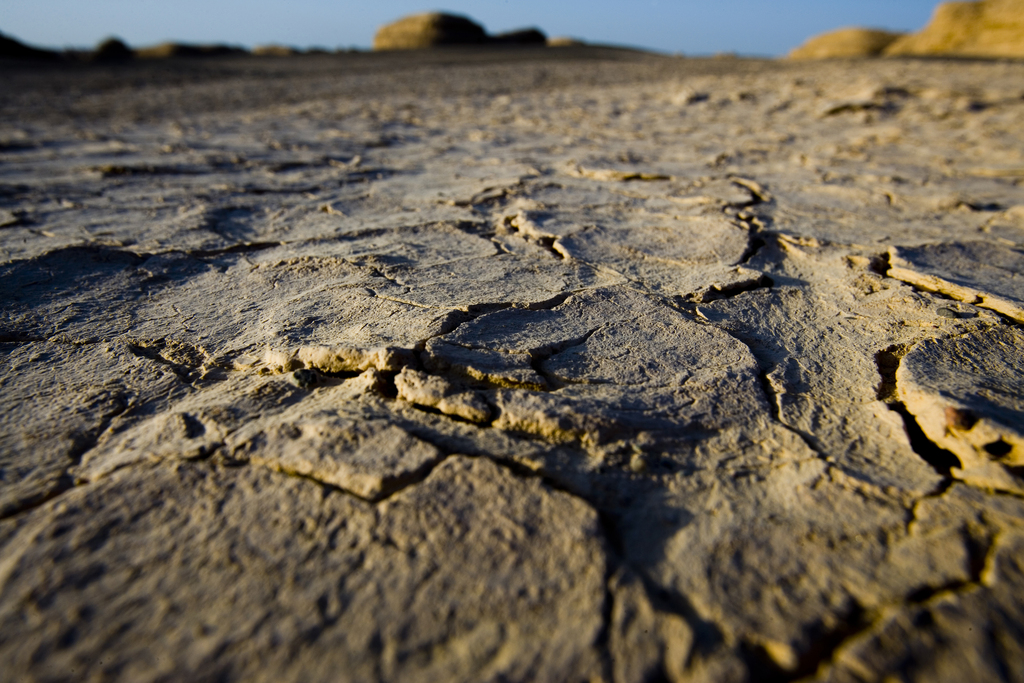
[
  {"left": 373, "top": 13, "right": 488, "bottom": 50},
  {"left": 0, "top": 30, "right": 60, "bottom": 61},
  {"left": 885, "top": 0, "right": 1024, "bottom": 58},
  {"left": 373, "top": 13, "right": 548, "bottom": 51},
  {"left": 93, "top": 37, "right": 133, "bottom": 62},
  {"left": 788, "top": 27, "right": 905, "bottom": 59},
  {"left": 134, "top": 42, "right": 248, "bottom": 58},
  {"left": 252, "top": 44, "right": 301, "bottom": 57},
  {"left": 492, "top": 28, "right": 548, "bottom": 45},
  {"left": 790, "top": 0, "right": 1024, "bottom": 60}
]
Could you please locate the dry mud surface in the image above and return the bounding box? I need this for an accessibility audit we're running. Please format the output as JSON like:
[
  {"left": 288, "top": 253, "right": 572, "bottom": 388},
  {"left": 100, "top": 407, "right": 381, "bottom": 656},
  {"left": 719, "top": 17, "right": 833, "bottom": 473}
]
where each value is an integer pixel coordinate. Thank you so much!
[{"left": 2, "top": 48, "right": 1024, "bottom": 682}]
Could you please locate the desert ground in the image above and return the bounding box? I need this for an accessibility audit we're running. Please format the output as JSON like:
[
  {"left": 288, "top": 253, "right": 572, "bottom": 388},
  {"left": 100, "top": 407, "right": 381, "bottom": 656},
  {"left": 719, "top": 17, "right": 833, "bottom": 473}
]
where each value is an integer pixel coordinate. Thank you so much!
[{"left": 1, "top": 46, "right": 1024, "bottom": 682}]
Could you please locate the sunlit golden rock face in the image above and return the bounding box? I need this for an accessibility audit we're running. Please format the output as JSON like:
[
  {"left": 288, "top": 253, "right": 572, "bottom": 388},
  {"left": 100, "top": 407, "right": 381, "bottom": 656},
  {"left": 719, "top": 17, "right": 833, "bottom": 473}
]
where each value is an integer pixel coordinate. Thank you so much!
[
  {"left": 884, "top": 0, "right": 1024, "bottom": 57},
  {"left": 372, "top": 12, "right": 488, "bottom": 50},
  {"left": 788, "top": 27, "right": 905, "bottom": 59}
]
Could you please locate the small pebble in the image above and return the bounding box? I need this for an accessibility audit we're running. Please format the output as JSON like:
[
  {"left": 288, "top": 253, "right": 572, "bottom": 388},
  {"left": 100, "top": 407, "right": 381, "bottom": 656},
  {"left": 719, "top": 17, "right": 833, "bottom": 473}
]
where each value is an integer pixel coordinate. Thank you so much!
[
  {"left": 936, "top": 307, "right": 960, "bottom": 319},
  {"left": 292, "top": 368, "right": 320, "bottom": 389},
  {"left": 629, "top": 453, "right": 648, "bottom": 473}
]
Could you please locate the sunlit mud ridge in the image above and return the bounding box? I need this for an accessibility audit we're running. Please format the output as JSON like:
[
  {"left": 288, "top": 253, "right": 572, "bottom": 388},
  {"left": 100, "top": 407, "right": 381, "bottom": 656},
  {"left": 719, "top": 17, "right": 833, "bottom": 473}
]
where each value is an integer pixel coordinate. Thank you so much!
[{"left": 2, "top": 49, "right": 1024, "bottom": 682}]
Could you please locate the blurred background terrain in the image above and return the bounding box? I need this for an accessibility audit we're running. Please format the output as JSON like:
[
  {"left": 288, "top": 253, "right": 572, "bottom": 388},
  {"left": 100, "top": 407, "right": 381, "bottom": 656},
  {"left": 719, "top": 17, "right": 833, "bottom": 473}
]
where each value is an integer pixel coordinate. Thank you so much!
[{"left": 1, "top": 0, "right": 942, "bottom": 56}]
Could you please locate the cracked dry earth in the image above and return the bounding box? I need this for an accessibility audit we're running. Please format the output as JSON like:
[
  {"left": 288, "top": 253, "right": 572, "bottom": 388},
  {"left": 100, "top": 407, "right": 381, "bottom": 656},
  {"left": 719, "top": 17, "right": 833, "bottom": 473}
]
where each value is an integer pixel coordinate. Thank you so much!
[{"left": 1, "top": 48, "right": 1024, "bottom": 682}]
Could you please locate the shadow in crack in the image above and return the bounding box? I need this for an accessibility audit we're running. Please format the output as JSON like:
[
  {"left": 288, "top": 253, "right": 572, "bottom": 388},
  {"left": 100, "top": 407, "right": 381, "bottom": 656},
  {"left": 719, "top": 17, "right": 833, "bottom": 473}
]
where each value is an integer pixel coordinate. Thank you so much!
[
  {"left": 875, "top": 344, "right": 962, "bottom": 478},
  {"left": 889, "top": 403, "right": 962, "bottom": 478}
]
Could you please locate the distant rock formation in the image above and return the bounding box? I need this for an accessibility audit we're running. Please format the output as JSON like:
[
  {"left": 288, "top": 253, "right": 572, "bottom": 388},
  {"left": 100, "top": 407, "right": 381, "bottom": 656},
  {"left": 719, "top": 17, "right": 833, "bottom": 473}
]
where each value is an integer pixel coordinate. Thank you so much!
[
  {"left": 373, "top": 13, "right": 548, "bottom": 50},
  {"left": 135, "top": 42, "right": 248, "bottom": 59},
  {"left": 884, "top": 0, "right": 1024, "bottom": 58},
  {"left": 547, "top": 36, "right": 587, "bottom": 47},
  {"left": 253, "top": 45, "right": 300, "bottom": 57},
  {"left": 94, "top": 37, "right": 133, "bottom": 62},
  {"left": 0, "top": 31, "right": 61, "bottom": 61},
  {"left": 790, "top": 0, "right": 1024, "bottom": 60},
  {"left": 788, "top": 27, "right": 905, "bottom": 59},
  {"left": 492, "top": 29, "right": 548, "bottom": 45},
  {"left": 373, "top": 13, "right": 488, "bottom": 50}
]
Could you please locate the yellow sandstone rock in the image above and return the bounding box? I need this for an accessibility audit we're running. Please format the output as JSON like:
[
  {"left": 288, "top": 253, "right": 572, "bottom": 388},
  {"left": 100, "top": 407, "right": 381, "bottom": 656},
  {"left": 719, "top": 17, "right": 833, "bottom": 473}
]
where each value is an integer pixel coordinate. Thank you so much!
[
  {"left": 373, "top": 12, "right": 487, "bottom": 50},
  {"left": 788, "top": 27, "right": 905, "bottom": 59},
  {"left": 884, "top": 0, "right": 1024, "bottom": 57}
]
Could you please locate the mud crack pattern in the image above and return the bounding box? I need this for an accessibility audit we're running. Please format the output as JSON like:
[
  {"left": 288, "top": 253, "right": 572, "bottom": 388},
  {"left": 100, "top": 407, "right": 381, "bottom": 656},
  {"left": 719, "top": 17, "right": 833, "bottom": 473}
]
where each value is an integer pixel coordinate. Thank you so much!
[{"left": 2, "top": 49, "right": 1024, "bottom": 682}]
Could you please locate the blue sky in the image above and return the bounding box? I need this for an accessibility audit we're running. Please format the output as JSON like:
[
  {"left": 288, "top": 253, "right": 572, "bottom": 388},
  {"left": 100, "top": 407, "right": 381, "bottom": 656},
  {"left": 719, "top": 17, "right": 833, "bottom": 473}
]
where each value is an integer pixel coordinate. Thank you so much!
[{"left": 1, "top": 1, "right": 941, "bottom": 57}]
